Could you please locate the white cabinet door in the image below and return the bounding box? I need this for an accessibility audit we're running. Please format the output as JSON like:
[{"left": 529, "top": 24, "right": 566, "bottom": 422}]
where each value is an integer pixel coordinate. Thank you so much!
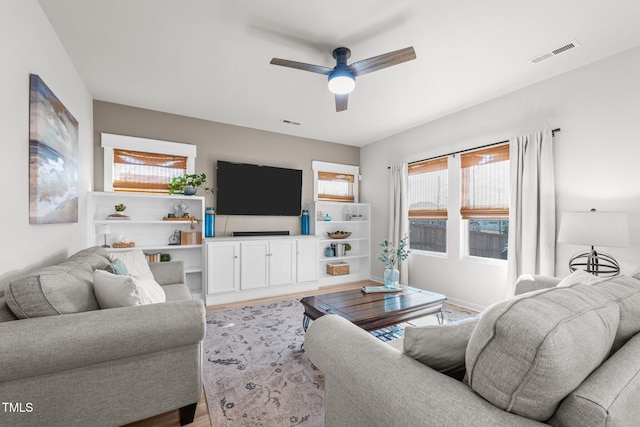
[
  {"left": 269, "top": 239, "right": 296, "bottom": 286},
  {"left": 240, "top": 240, "right": 269, "bottom": 290},
  {"left": 296, "top": 239, "right": 318, "bottom": 283},
  {"left": 206, "top": 241, "right": 239, "bottom": 294}
]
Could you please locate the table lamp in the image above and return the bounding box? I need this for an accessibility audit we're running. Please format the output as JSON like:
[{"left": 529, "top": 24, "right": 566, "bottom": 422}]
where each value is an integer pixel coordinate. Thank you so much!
[
  {"left": 98, "top": 224, "right": 112, "bottom": 248},
  {"left": 557, "top": 209, "right": 629, "bottom": 276}
]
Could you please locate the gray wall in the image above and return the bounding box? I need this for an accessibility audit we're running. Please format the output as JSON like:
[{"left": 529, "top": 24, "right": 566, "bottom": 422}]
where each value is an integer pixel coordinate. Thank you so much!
[{"left": 93, "top": 101, "right": 360, "bottom": 236}]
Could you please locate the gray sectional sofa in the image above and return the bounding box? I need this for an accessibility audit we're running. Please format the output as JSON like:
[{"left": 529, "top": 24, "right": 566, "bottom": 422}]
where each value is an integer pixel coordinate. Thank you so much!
[
  {"left": 305, "top": 272, "right": 640, "bottom": 426},
  {"left": 0, "top": 247, "right": 206, "bottom": 427}
]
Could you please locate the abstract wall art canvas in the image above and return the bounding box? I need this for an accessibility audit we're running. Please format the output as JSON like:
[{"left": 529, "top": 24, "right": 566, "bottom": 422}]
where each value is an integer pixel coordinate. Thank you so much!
[{"left": 29, "top": 74, "right": 79, "bottom": 224}]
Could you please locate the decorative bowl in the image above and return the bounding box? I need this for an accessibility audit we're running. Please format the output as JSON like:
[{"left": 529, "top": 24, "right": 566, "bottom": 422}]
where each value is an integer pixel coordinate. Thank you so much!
[{"left": 327, "top": 231, "right": 352, "bottom": 239}]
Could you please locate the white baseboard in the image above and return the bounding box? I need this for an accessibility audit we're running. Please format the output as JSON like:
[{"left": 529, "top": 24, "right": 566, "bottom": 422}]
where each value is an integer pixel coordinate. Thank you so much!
[
  {"left": 444, "top": 297, "right": 485, "bottom": 313},
  {"left": 205, "top": 282, "right": 319, "bottom": 306}
]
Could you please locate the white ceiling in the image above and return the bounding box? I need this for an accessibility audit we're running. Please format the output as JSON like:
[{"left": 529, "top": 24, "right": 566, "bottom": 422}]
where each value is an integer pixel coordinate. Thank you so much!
[{"left": 38, "top": 0, "right": 640, "bottom": 147}]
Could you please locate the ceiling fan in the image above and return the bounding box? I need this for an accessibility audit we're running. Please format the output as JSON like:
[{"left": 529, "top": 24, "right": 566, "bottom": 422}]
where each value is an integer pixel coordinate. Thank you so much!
[{"left": 270, "top": 46, "right": 416, "bottom": 112}]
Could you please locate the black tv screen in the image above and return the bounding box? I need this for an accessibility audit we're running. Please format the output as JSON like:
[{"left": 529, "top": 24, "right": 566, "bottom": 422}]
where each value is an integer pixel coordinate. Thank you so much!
[{"left": 216, "top": 160, "right": 302, "bottom": 216}]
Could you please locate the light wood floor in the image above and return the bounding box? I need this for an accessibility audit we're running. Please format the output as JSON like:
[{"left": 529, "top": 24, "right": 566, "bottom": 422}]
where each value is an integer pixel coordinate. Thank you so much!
[{"left": 122, "top": 280, "right": 368, "bottom": 427}]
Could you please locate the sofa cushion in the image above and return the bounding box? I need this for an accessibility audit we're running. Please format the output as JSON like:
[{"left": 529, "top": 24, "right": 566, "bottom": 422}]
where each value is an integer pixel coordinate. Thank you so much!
[
  {"left": 403, "top": 316, "right": 479, "bottom": 378},
  {"left": 162, "top": 284, "right": 192, "bottom": 302},
  {"left": 549, "top": 332, "right": 640, "bottom": 427},
  {"left": 466, "top": 285, "right": 619, "bottom": 421},
  {"left": 556, "top": 270, "right": 607, "bottom": 287},
  {"left": 592, "top": 275, "right": 640, "bottom": 352},
  {"left": 0, "top": 296, "right": 18, "bottom": 322},
  {"left": 93, "top": 270, "right": 166, "bottom": 308},
  {"left": 4, "top": 255, "right": 102, "bottom": 319},
  {"left": 67, "top": 246, "right": 111, "bottom": 270}
]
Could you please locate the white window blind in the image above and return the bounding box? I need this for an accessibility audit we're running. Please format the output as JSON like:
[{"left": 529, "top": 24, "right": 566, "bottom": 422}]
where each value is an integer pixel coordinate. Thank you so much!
[
  {"left": 317, "top": 171, "right": 355, "bottom": 202},
  {"left": 408, "top": 157, "right": 448, "bottom": 219},
  {"left": 113, "top": 149, "right": 187, "bottom": 193},
  {"left": 460, "top": 144, "right": 510, "bottom": 219}
]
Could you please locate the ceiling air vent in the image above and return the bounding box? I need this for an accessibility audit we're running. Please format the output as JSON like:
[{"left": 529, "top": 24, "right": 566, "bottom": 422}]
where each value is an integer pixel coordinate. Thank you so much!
[{"left": 529, "top": 40, "right": 580, "bottom": 64}]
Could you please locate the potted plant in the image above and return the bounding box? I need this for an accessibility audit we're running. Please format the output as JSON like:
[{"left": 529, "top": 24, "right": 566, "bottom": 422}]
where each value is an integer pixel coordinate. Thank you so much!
[
  {"left": 168, "top": 173, "right": 214, "bottom": 195},
  {"left": 377, "top": 235, "right": 410, "bottom": 289}
]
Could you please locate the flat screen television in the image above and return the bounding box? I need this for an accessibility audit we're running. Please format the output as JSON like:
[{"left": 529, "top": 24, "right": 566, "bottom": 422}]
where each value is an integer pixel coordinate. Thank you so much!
[{"left": 216, "top": 160, "right": 302, "bottom": 216}]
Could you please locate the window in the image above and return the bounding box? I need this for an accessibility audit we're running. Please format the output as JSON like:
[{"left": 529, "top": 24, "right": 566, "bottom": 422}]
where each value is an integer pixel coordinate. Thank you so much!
[
  {"left": 312, "top": 161, "right": 360, "bottom": 202},
  {"left": 408, "top": 157, "right": 448, "bottom": 253},
  {"left": 460, "top": 144, "right": 509, "bottom": 259},
  {"left": 101, "top": 133, "right": 196, "bottom": 193},
  {"left": 113, "top": 149, "right": 187, "bottom": 193}
]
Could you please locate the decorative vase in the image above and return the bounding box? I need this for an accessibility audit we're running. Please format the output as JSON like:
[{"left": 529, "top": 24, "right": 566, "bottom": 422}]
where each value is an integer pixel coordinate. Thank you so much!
[
  {"left": 384, "top": 266, "right": 400, "bottom": 289},
  {"left": 182, "top": 186, "right": 197, "bottom": 196}
]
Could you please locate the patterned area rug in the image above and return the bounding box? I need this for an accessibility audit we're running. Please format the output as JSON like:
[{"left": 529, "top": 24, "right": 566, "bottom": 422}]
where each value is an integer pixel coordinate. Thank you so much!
[{"left": 203, "top": 298, "right": 475, "bottom": 427}]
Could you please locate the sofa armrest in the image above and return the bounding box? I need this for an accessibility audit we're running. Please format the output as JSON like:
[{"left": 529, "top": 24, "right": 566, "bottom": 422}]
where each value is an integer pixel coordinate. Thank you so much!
[
  {"left": 514, "top": 274, "right": 561, "bottom": 295},
  {"left": 305, "top": 315, "right": 546, "bottom": 427},
  {"left": 0, "top": 299, "right": 205, "bottom": 383},
  {"left": 149, "top": 260, "right": 186, "bottom": 285}
]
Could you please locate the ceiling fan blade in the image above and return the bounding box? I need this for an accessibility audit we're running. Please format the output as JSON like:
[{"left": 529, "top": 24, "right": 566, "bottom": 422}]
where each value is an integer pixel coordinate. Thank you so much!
[
  {"left": 350, "top": 46, "right": 416, "bottom": 77},
  {"left": 335, "top": 94, "right": 348, "bottom": 112},
  {"left": 270, "top": 58, "right": 333, "bottom": 75}
]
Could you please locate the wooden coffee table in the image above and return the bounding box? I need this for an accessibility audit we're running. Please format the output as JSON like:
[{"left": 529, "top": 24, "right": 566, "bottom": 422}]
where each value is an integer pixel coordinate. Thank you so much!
[{"left": 300, "top": 286, "right": 447, "bottom": 332}]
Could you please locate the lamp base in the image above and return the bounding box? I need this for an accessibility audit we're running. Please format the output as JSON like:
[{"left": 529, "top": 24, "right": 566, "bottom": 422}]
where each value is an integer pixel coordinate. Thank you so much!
[
  {"left": 568, "top": 247, "right": 619, "bottom": 277},
  {"left": 101, "top": 244, "right": 111, "bottom": 248}
]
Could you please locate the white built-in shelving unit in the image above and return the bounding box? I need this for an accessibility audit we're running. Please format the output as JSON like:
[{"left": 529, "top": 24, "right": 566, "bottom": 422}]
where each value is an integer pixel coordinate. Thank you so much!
[
  {"left": 307, "top": 201, "right": 371, "bottom": 286},
  {"left": 88, "top": 192, "right": 205, "bottom": 297}
]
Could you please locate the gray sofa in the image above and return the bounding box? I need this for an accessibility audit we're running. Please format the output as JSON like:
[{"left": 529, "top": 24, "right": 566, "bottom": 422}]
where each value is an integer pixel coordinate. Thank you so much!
[
  {"left": 305, "top": 273, "right": 640, "bottom": 426},
  {"left": 0, "top": 247, "right": 206, "bottom": 427}
]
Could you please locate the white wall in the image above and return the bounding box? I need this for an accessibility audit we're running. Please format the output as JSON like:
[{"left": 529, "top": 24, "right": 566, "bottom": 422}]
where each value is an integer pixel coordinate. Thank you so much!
[
  {"left": 0, "top": 0, "right": 94, "bottom": 288},
  {"left": 361, "top": 46, "right": 640, "bottom": 310}
]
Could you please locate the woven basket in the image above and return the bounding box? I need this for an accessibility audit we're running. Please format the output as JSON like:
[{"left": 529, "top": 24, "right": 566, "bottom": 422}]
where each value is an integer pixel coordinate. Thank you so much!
[{"left": 327, "top": 262, "right": 349, "bottom": 276}]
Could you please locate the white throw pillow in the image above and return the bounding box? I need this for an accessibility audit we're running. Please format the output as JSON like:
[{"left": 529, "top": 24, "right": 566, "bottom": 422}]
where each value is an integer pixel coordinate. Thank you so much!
[
  {"left": 109, "top": 250, "right": 155, "bottom": 281},
  {"left": 93, "top": 270, "right": 165, "bottom": 309},
  {"left": 403, "top": 316, "right": 480, "bottom": 375},
  {"left": 556, "top": 270, "right": 608, "bottom": 287}
]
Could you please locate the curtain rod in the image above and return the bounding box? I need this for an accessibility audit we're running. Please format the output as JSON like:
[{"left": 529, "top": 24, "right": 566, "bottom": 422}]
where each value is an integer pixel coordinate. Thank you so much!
[{"left": 387, "top": 128, "right": 561, "bottom": 169}]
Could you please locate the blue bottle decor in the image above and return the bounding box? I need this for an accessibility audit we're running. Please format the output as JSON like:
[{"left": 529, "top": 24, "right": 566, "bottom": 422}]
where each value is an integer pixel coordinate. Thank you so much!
[
  {"left": 301, "top": 209, "right": 310, "bottom": 235},
  {"left": 205, "top": 207, "right": 215, "bottom": 237}
]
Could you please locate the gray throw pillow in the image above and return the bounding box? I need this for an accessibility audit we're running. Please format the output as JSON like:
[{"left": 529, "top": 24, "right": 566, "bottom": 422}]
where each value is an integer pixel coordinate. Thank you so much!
[{"left": 403, "top": 316, "right": 479, "bottom": 377}]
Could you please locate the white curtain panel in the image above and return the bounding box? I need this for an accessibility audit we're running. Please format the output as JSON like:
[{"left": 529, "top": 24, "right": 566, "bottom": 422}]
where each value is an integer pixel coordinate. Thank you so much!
[
  {"left": 388, "top": 163, "right": 409, "bottom": 283},
  {"left": 506, "top": 130, "right": 556, "bottom": 295}
]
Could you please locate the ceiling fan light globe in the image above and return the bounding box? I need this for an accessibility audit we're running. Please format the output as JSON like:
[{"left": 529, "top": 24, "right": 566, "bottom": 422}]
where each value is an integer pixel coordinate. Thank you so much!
[
  {"left": 328, "top": 76, "right": 355, "bottom": 94},
  {"left": 328, "top": 65, "right": 356, "bottom": 94}
]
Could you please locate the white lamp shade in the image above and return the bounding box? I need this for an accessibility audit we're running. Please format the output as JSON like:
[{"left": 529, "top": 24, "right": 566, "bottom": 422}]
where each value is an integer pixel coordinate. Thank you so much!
[
  {"left": 558, "top": 211, "right": 629, "bottom": 248},
  {"left": 98, "top": 224, "right": 112, "bottom": 235}
]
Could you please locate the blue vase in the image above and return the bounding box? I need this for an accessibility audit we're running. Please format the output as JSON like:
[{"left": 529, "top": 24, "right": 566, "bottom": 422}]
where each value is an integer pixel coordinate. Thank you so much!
[
  {"left": 183, "top": 186, "right": 197, "bottom": 196},
  {"left": 384, "top": 267, "right": 400, "bottom": 289}
]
